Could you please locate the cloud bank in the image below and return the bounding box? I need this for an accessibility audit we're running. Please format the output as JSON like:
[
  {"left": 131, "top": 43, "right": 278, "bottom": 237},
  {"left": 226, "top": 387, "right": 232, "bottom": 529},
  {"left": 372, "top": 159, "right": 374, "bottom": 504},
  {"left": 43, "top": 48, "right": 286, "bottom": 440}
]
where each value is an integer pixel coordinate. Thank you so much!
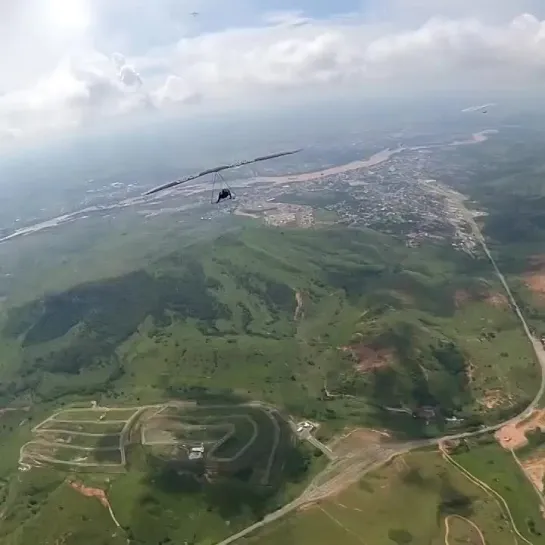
[{"left": 1, "top": 0, "right": 545, "bottom": 141}]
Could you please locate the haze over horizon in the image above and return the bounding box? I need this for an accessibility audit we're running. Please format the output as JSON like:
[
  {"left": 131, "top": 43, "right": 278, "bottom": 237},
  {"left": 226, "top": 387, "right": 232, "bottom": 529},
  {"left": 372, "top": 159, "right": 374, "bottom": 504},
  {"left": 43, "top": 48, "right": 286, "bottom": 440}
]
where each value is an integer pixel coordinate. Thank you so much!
[{"left": 0, "top": 0, "right": 545, "bottom": 152}]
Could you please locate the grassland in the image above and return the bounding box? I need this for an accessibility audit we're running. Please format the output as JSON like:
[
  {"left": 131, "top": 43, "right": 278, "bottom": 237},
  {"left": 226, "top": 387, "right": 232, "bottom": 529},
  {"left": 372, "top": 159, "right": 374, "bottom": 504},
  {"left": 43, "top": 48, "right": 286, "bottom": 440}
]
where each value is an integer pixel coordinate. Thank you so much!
[
  {"left": 452, "top": 437, "right": 545, "bottom": 543},
  {"left": 0, "top": 224, "right": 536, "bottom": 441},
  {"left": 237, "top": 449, "right": 525, "bottom": 545},
  {"left": 435, "top": 134, "right": 545, "bottom": 379},
  {"left": 0, "top": 468, "right": 126, "bottom": 545}
]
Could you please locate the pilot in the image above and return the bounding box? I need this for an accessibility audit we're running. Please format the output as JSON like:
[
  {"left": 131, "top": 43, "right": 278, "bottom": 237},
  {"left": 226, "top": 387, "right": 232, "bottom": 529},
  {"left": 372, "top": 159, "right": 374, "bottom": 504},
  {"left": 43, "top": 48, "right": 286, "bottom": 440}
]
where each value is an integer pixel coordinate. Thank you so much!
[{"left": 216, "top": 188, "right": 233, "bottom": 204}]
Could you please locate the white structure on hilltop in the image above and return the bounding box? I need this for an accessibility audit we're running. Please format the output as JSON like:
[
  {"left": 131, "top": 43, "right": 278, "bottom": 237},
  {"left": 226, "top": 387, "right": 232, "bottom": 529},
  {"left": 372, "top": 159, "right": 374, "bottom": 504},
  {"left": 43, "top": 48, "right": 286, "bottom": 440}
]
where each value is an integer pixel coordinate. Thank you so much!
[
  {"left": 296, "top": 421, "right": 315, "bottom": 433},
  {"left": 189, "top": 444, "right": 205, "bottom": 460}
]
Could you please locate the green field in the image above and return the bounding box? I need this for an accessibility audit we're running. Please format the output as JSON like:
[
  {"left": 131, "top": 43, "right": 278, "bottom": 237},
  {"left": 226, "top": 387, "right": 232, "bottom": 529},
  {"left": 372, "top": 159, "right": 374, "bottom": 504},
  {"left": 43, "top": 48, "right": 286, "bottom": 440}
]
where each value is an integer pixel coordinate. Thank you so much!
[
  {"left": 452, "top": 437, "right": 545, "bottom": 543},
  {"left": 0, "top": 468, "right": 126, "bottom": 545},
  {"left": 238, "top": 450, "right": 523, "bottom": 545}
]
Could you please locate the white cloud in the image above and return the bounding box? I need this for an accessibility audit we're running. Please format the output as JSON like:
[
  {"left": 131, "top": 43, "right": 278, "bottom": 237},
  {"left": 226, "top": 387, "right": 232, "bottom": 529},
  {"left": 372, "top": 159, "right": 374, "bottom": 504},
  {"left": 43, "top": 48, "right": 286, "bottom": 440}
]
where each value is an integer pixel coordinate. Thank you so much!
[
  {"left": 0, "top": 51, "right": 152, "bottom": 136},
  {"left": 2, "top": 0, "right": 545, "bottom": 141},
  {"left": 152, "top": 74, "right": 202, "bottom": 106},
  {"left": 262, "top": 10, "right": 311, "bottom": 28},
  {"left": 157, "top": 12, "right": 545, "bottom": 95},
  {"left": 373, "top": 0, "right": 545, "bottom": 23},
  {"left": 112, "top": 52, "right": 143, "bottom": 87}
]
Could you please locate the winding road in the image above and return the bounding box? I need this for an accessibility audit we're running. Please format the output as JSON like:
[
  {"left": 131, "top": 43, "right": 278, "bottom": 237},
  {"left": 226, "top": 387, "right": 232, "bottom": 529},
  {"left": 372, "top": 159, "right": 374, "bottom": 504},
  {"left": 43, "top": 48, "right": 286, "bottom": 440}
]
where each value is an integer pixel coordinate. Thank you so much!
[{"left": 212, "top": 187, "right": 545, "bottom": 545}]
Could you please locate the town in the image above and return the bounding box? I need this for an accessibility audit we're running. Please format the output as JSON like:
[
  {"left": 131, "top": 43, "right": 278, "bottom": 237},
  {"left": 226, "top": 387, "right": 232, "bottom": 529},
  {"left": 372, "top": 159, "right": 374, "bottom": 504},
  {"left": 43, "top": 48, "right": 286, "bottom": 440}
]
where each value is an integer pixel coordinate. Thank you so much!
[{"left": 208, "top": 141, "right": 483, "bottom": 255}]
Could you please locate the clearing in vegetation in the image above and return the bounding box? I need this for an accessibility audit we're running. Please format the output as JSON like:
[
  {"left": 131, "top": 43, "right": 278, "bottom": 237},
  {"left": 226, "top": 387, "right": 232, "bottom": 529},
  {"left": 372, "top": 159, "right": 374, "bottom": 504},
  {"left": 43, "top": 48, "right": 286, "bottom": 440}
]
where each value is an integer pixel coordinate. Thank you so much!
[
  {"left": 20, "top": 406, "right": 140, "bottom": 471},
  {"left": 520, "top": 450, "right": 545, "bottom": 494},
  {"left": 339, "top": 344, "right": 395, "bottom": 373},
  {"left": 495, "top": 409, "right": 545, "bottom": 450},
  {"left": 522, "top": 256, "right": 545, "bottom": 300},
  {"left": 494, "top": 409, "right": 545, "bottom": 497}
]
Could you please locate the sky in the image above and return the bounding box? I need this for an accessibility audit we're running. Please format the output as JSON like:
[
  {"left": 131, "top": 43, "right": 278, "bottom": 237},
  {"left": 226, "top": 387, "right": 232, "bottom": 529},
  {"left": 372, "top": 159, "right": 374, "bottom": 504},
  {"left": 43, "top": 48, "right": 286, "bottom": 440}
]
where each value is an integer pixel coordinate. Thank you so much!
[{"left": 0, "top": 0, "right": 545, "bottom": 145}]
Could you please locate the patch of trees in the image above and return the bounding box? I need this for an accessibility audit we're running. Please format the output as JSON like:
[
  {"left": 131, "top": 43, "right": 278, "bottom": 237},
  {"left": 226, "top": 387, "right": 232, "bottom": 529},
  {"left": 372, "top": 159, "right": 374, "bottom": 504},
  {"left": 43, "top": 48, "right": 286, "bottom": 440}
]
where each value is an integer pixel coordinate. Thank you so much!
[
  {"left": 527, "top": 517, "right": 543, "bottom": 537},
  {"left": 393, "top": 272, "right": 456, "bottom": 318},
  {"left": 6, "top": 258, "right": 231, "bottom": 352},
  {"left": 3, "top": 256, "right": 238, "bottom": 404},
  {"left": 3, "top": 301, "right": 44, "bottom": 338},
  {"left": 493, "top": 400, "right": 532, "bottom": 426},
  {"left": 388, "top": 529, "right": 413, "bottom": 545},
  {"left": 165, "top": 385, "right": 249, "bottom": 406},
  {"left": 437, "top": 474, "right": 473, "bottom": 518},
  {"left": 237, "top": 302, "right": 253, "bottom": 332},
  {"left": 226, "top": 266, "right": 296, "bottom": 318},
  {"left": 517, "top": 428, "right": 545, "bottom": 458},
  {"left": 204, "top": 475, "right": 273, "bottom": 520},
  {"left": 432, "top": 342, "right": 466, "bottom": 377},
  {"left": 484, "top": 195, "right": 545, "bottom": 246},
  {"left": 325, "top": 263, "right": 385, "bottom": 301},
  {"left": 145, "top": 424, "right": 310, "bottom": 523},
  {"left": 146, "top": 455, "right": 205, "bottom": 495}
]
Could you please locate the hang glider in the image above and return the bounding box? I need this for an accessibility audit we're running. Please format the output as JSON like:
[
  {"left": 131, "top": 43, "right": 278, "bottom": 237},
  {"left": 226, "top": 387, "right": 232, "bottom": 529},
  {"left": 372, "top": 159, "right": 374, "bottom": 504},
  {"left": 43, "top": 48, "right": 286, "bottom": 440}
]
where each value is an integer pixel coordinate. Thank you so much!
[{"left": 144, "top": 149, "right": 302, "bottom": 197}]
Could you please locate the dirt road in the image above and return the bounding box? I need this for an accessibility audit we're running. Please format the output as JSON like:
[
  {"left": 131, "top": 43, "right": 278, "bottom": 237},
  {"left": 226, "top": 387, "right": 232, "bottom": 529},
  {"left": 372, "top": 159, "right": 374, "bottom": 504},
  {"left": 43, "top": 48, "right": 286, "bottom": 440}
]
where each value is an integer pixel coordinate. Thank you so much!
[{"left": 444, "top": 515, "right": 486, "bottom": 545}]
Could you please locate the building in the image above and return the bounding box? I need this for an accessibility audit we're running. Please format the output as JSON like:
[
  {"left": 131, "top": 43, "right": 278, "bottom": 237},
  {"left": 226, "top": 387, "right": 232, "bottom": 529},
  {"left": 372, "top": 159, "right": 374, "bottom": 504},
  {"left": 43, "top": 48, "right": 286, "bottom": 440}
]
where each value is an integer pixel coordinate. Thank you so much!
[{"left": 188, "top": 444, "right": 205, "bottom": 460}]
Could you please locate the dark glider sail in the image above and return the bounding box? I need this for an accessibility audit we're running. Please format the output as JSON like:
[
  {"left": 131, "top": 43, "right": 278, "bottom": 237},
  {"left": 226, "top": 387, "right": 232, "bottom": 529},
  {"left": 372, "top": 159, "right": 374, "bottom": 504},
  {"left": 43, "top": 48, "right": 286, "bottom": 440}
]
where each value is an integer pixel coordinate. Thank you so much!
[{"left": 144, "top": 148, "right": 302, "bottom": 196}]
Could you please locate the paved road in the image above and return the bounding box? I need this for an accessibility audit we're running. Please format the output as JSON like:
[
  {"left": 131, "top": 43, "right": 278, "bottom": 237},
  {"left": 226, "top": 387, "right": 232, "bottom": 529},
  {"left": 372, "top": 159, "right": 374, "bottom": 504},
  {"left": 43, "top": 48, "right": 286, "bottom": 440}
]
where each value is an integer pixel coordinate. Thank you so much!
[
  {"left": 304, "top": 433, "right": 336, "bottom": 460},
  {"left": 212, "top": 190, "right": 545, "bottom": 545}
]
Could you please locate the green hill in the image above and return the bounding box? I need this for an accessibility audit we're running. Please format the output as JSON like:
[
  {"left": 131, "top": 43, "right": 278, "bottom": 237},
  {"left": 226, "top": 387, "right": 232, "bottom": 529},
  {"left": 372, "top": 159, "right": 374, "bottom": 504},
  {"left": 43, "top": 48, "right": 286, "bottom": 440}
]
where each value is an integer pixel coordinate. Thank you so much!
[{"left": 0, "top": 225, "right": 536, "bottom": 436}]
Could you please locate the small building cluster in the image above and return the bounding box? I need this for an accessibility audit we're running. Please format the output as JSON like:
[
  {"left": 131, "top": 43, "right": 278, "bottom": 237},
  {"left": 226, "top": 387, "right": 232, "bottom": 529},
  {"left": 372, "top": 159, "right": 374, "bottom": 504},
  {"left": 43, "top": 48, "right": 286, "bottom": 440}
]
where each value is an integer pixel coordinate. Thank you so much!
[
  {"left": 296, "top": 421, "right": 315, "bottom": 433},
  {"left": 189, "top": 443, "right": 205, "bottom": 460}
]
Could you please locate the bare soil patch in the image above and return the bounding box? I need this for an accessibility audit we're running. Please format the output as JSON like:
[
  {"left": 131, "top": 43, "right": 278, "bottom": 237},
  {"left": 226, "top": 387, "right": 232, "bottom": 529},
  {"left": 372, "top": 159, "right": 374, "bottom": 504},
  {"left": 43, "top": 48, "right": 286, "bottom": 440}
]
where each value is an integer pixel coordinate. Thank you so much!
[
  {"left": 495, "top": 409, "right": 545, "bottom": 450},
  {"left": 339, "top": 345, "right": 394, "bottom": 373},
  {"left": 294, "top": 291, "right": 304, "bottom": 321},
  {"left": 523, "top": 256, "right": 545, "bottom": 299},
  {"left": 478, "top": 389, "right": 506, "bottom": 410},
  {"left": 456, "top": 288, "right": 507, "bottom": 308},
  {"left": 521, "top": 455, "right": 545, "bottom": 493},
  {"left": 466, "top": 360, "right": 476, "bottom": 384},
  {"left": 329, "top": 427, "right": 390, "bottom": 457},
  {"left": 524, "top": 273, "right": 545, "bottom": 299},
  {"left": 485, "top": 292, "right": 508, "bottom": 308},
  {"left": 296, "top": 501, "right": 318, "bottom": 512},
  {"left": 69, "top": 481, "right": 110, "bottom": 509},
  {"left": 0, "top": 406, "right": 29, "bottom": 416}
]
